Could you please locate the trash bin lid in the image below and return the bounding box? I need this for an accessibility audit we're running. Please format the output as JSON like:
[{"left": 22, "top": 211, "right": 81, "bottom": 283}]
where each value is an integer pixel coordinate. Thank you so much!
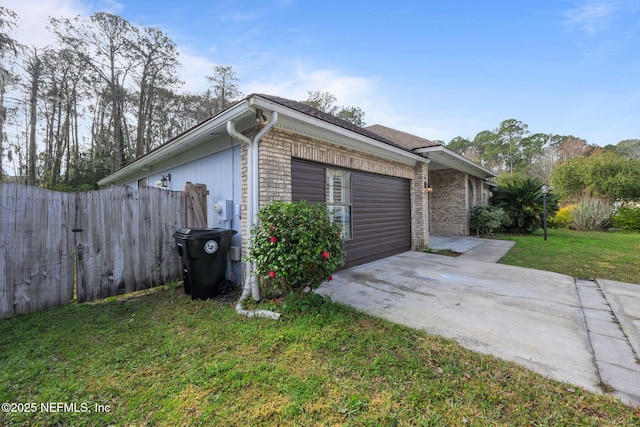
[{"left": 173, "top": 228, "right": 236, "bottom": 239}]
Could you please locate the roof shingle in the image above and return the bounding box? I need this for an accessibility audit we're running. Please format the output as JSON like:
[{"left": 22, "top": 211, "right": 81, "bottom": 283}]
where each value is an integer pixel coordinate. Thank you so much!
[
  {"left": 254, "top": 94, "right": 410, "bottom": 152},
  {"left": 364, "top": 124, "right": 442, "bottom": 151}
]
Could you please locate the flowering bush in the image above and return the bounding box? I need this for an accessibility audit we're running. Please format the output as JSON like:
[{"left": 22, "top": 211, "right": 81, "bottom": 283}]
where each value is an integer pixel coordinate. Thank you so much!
[
  {"left": 548, "top": 205, "right": 575, "bottom": 229},
  {"left": 248, "top": 200, "right": 345, "bottom": 295}
]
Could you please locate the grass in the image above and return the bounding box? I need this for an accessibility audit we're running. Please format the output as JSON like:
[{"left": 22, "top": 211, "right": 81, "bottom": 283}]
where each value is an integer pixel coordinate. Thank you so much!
[
  {"left": 1, "top": 286, "right": 639, "bottom": 426},
  {"left": 424, "top": 248, "right": 460, "bottom": 257},
  {"left": 496, "top": 229, "right": 640, "bottom": 284}
]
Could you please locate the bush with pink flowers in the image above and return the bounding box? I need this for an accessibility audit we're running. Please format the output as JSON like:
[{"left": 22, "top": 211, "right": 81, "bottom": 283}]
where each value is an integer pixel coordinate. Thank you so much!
[{"left": 248, "top": 200, "right": 345, "bottom": 295}]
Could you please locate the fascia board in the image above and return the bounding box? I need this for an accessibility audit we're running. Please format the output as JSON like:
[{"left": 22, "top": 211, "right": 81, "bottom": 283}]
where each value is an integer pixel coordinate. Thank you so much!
[{"left": 415, "top": 146, "right": 495, "bottom": 178}]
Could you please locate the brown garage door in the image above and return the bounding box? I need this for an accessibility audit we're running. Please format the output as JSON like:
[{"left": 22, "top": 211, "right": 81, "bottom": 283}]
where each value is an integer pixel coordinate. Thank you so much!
[{"left": 292, "top": 158, "right": 411, "bottom": 268}]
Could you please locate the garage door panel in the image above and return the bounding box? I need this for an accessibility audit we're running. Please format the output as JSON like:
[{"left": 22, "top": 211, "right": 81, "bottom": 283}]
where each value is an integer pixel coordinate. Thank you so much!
[
  {"left": 346, "top": 170, "right": 410, "bottom": 267},
  {"left": 292, "top": 158, "right": 411, "bottom": 268},
  {"left": 291, "top": 159, "right": 325, "bottom": 203}
]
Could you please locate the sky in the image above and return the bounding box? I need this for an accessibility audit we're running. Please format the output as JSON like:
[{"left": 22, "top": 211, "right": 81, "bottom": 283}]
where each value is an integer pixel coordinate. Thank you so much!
[{"left": 4, "top": 0, "right": 640, "bottom": 146}]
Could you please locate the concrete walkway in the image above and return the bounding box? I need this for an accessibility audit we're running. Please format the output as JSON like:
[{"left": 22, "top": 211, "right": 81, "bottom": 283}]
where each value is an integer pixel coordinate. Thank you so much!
[
  {"left": 429, "top": 235, "right": 515, "bottom": 262},
  {"left": 317, "top": 236, "right": 640, "bottom": 407}
]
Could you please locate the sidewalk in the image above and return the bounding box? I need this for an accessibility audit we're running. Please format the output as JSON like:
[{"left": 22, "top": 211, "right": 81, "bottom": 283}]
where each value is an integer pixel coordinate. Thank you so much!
[{"left": 428, "top": 235, "right": 515, "bottom": 262}]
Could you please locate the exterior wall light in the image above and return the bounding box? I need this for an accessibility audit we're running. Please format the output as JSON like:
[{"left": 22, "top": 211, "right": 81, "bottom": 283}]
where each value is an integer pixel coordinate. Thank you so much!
[
  {"left": 160, "top": 174, "right": 171, "bottom": 188},
  {"left": 255, "top": 109, "right": 268, "bottom": 125},
  {"left": 424, "top": 181, "right": 433, "bottom": 193}
]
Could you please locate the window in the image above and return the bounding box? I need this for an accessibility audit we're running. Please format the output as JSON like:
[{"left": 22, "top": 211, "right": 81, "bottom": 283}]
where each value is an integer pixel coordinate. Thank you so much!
[{"left": 326, "top": 168, "right": 352, "bottom": 239}]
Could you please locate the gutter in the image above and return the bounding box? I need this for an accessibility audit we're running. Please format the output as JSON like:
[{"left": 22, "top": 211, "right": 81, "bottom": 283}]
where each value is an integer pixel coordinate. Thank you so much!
[{"left": 227, "top": 111, "right": 281, "bottom": 320}]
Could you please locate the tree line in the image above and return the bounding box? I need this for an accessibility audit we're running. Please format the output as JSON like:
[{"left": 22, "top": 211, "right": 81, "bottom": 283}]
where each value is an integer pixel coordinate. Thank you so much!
[
  {"left": 445, "top": 119, "right": 640, "bottom": 202},
  {"left": 0, "top": 8, "right": 245, "bottom": 190},
  {"left": 0, "top": 6, "right": 368, "bottom": 190},
  {"left": 2, "top": 5, "right": 638, "bottom": 196}
]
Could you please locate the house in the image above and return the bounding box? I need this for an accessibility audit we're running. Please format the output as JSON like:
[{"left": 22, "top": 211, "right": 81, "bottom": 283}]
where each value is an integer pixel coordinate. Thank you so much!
[{"left": 98, "top": 94, "right": 495, "bottom": 297}]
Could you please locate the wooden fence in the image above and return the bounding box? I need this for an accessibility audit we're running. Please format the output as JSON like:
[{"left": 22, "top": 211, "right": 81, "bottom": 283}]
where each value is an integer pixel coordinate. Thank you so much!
[{"left": 0, "top": 183, "right": 186, "bottom": 319}]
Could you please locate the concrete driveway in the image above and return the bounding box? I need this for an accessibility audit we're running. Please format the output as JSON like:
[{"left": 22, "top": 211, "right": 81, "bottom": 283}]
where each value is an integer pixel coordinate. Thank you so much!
[{"left": 317, "top": 237, "right": 640, "bottom": 407}]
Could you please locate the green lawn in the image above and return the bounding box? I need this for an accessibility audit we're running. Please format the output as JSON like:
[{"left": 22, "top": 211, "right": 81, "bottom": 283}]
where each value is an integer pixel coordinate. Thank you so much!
[
  {"left": 1, "top": 286, "right": 639, "bottom": 426},
  {"left": 496, "top": 229, "right": 640, "bottom": 284}
]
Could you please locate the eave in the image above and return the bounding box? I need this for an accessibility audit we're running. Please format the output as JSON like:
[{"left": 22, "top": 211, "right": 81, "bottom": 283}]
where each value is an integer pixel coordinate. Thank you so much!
[
  {"left": 414, "top": 146, "right": 495, "bottom": 179},
  {"left": 98, "top": 95, "right": 428, "bottom": 187}
]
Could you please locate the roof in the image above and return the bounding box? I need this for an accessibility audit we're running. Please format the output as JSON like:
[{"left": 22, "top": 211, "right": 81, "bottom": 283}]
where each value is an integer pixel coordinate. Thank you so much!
[
  {"left": 254, "top": 94, "right": 410, "bottom": 152},
  {"left": 363, "top": 123, "right": 494, "bottom": 178},
  {"left": 98, "top": 93, "right": 495, "bottom": 186},
  {"left": 364, "top": 124, "right": 441, "bottom": 151}
]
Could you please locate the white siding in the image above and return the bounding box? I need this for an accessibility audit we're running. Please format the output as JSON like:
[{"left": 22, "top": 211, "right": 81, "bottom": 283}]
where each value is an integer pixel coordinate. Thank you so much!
[{"left": 128, "top": 144, "right": 243, "bottom": 284}]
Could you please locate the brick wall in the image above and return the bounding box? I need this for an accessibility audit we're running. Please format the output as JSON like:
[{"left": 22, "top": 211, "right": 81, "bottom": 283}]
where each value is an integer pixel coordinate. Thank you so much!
[
  {"left": 429, "top": 169, "right": 469, "bottom": 235},
  {"left": 240, "top": 127, "right": 430, "bottom": 252},
  {"left": 240, "top": 125, "right": 485, "bottom": 248},
  {"left": 258, "top": 131, "right": 292, "bottom": 205},
  {"left": 411, "top": 161, "right": 430, "bottom": 249},
  {"left": 426, "top": 172, "right": 491, "bottom": 235},
  {"left": 469, "top": 176, "right": 484, "bottom": 206}
]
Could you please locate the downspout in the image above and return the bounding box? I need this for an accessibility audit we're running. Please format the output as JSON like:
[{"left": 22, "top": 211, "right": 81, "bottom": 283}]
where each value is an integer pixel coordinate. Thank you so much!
[{"left": 226, "top": 112, "right": 280, "bottom": 319}]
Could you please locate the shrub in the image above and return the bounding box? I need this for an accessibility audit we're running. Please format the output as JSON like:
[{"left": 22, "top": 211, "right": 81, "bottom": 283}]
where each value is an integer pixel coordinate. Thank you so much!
[
  {"left": 491, "top": 176, "right": 558, "bottom": 234},
  {"left": 248, "top": 200, "right": 345, "bottom": 296},
  {"left": 612, "top": 204, "right": 640, "bottom": 231},
  {"left": 470, "top": 205, "right": 505, "bottom": 235},
  {"left": 548, "top": 205, "right": 575, "bottom": 229},
  {"left": 569, "top": 197, "right": 614, "bottom": 231}
]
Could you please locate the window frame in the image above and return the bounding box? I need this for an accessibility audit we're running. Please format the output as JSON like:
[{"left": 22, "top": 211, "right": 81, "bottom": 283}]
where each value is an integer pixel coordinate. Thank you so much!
[{"left": 325, "top": 168, "right": 353, "bottom": 240}]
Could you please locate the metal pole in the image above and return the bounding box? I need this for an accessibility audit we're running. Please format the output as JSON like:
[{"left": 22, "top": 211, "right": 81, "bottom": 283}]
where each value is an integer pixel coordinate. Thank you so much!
[{"left": 543, "top": 192, "right": 548, "bottom": 241}]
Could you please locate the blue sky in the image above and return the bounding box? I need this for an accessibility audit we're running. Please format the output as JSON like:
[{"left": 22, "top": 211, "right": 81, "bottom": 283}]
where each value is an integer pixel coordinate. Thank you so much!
[{"left": 5, "top": 0, "right": 640, "bottom": 146}]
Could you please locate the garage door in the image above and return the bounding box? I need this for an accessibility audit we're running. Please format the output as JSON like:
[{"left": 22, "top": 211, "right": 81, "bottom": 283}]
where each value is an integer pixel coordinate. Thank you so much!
[{"left": 292, "top": 158, "right": 411, "bottom": 268}]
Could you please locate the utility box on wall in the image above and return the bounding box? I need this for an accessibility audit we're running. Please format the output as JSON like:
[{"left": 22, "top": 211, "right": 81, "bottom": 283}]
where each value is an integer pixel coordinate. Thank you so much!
[
  {"left": 215, "top": 199, "right": 234, "bottom": 225},
  {"left": 221, "top": 199, "right": 234, "bottom": 221}
]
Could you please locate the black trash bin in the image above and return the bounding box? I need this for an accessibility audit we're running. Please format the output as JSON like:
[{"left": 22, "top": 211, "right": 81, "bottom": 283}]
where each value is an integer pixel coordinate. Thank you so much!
[{"left": 173, "top": 228, "right": 236, "bottom": 300}]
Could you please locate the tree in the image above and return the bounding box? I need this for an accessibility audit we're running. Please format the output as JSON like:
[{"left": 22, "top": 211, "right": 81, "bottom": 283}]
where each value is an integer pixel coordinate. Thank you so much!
[
  {"left": 335, "top": 106, "right": 365, "bottom": 127},
  {"left": 302, "top": 90, "right": 338, "bottom": 114},
  {"left": 132, "top": 26, "right": 182, "bottom": 158},
  {"left": 3, "top": 9, "right": 203, "bottom": 188},
  {"left": 551, "top": 152, "right": 640, "bottom": 201},
  {"left": 301, "top": 90, "right": 366, "bottom": 126},
  {"left": 206, "top": 65, "right": 242, "bottom": 114},
  {"left": 615, "top": 139, "right": 640, "bottom": 161},
  {"left": 48, "top": 49, "right": 81, "bottom": 186},
  {"left": 473, "top": 130, "right": 500, "bottom": 170},
  {"left": 446, "top": 136, "right": 472, "bottom": 156},
  {"left": 520, "top": 133, "right": 558, "bottom": 182},
  {"left": 25, "top": 47, "right": 43, "bottom": 185},
  {"left": 496, "top": 119, "right": 529, "bottom": 173},
  {"left": 552, "top": 135, "right": 592, "bottom": 161},
  {"left": 0, "top": 6, "right": 22, "bottom": 181},
  {"left": 50, "top": 12, "right": 138, "bottom": 172},
  {"left": 172, "top": 91, "right": 215, "bottom": 131}
]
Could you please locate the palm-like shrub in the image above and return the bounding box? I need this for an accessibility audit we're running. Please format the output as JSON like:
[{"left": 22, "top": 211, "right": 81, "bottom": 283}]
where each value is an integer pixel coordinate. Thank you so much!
[{"left": 491, "top": 176, "right": 558, "bottom": 233}]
